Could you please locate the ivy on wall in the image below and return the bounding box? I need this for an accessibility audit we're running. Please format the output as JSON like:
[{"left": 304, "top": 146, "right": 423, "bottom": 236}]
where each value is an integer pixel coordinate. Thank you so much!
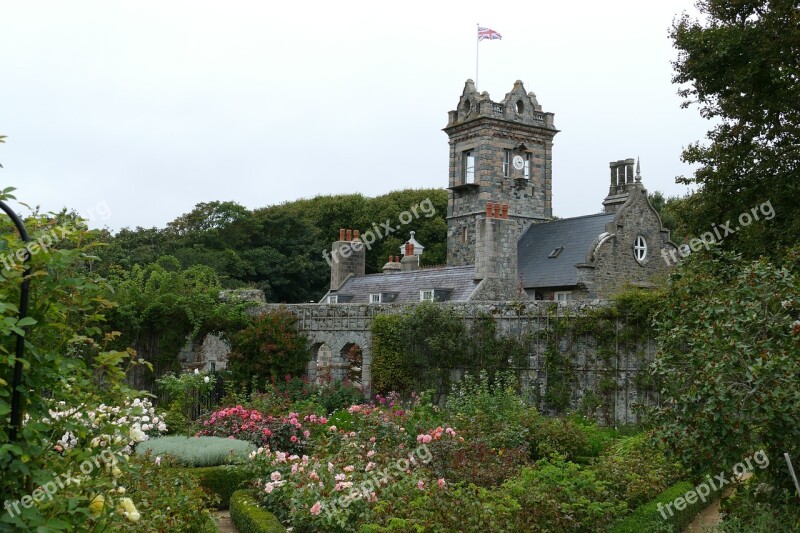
[
  {"left": 371, "top": 288, "right": 663, "bottom": 420},
  {"left": 371, "top": 303, "right": 526, "bottom": 398}
]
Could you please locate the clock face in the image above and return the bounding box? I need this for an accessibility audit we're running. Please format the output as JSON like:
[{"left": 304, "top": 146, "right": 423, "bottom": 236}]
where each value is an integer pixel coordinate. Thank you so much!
[{"left": 512, "top": 155, "right": 525, "bottom": 171}]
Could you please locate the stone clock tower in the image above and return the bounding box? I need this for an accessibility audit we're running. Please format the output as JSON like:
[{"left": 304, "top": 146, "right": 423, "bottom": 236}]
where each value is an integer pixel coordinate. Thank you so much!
[{"left": 444, "top": 80, "right": 558, "bottom": 266}]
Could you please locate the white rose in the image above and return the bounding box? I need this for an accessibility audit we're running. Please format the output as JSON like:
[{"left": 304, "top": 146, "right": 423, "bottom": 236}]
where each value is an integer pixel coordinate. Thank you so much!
[
  {"left": 204, "top": 376, "right": 210, "bottom": 383},
  {"left": 129, "top": 426, "right": 147, "bottom": 443}
]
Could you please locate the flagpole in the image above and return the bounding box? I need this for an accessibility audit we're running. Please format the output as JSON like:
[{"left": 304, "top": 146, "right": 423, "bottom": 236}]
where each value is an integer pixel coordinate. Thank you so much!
[{"left": 475, "top": 23, "right": 480, "bottom": 91}]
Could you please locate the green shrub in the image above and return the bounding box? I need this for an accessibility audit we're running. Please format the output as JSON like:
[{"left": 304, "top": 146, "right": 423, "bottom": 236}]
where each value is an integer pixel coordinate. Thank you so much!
[
  {"left": 717, "top": 480, "right": 800, "bottom": 532},
  {"left": 171, "top": 465, "right": 253, "bottom": 509},
  {"left": 363, "top": 479, "right": 519, "bottom": 532},
  {"left": 446, "top": 370, "right": 531, "bottom": 449},
  {"left": 229, "top": 490, "right": 286, "bottom": 533},
  {"left": 610, "top": 480, "right": 722, "bottom": 533},
  {"left": 228, "top": 309, "right": 311, "bottom": 389},
  {"left": 526, "top": 416, "right": 592, "bottom": 462},
  {"left": 592, "top": 434, "right": 683, "bottom": 509},
  {"left": 427, "top": 437, "right": 529, "bottom": 487},
  {"left": 503, "top": 455, "right": 627, "bottom": 532},
  {"left": 117, "top": 456, "right": 220, "bottom": 532},
  {"left": 137, "top": 436, "right": 255, "bottom": 467},
  {"left": 651, "top": 248, "right": 800, "bottom": 495},
  {"left": 567, "top": 414, "right": 621, "bottom": 457}
]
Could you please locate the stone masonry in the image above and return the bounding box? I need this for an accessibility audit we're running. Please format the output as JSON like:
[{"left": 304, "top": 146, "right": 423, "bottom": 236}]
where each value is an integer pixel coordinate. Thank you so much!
[{"left": 445, "top": 80, "right": 557, "bottom": 267}]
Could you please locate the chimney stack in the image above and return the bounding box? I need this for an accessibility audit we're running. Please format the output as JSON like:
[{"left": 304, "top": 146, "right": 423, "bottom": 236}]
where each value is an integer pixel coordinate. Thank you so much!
[
  {"left": 329, "top": 228, "right": 366, "bottom": 290},
  {"left": 603, "top": 157, "right": 642, "bottom": 213},
  {"left": 382, "top": 254, "right": 402, "bottom": 274}
]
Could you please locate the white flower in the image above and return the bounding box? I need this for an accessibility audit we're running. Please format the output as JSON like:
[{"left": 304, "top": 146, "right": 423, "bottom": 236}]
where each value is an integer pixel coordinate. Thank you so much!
[
  {"left": 204, "top": 376, "right": 210, "bottom": 383},
  {"left": 194, "top": 368, "right": 199, "bottom": 374},
  {"left": 129, "top": 426, "right": 147, "bottom": 443},
  {"left": 155, "top": 456, "right": 162, "bottom": 466}
]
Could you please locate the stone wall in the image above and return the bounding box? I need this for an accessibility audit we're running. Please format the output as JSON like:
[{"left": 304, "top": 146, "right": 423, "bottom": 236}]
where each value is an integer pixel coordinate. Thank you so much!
[
  {"left": 256, "top": 300, "right": 656, "bottom": 423},
  {"left": 590, "top": 186, "right": 677, "bottom": 298}
]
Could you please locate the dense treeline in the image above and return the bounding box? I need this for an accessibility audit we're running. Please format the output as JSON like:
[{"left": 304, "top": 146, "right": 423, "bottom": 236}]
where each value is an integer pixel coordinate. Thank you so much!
[{"left": 96, "top": 188, "right": 448, "bottom": 304}]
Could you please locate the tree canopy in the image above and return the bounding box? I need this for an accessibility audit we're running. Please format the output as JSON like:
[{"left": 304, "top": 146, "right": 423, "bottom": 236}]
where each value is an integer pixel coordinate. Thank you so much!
[
  {"left": 671, "top": 0, "right": 800, "bottom": 258},
  {"left": 97, "top": 189, "right": 448, "bottom": 303}
]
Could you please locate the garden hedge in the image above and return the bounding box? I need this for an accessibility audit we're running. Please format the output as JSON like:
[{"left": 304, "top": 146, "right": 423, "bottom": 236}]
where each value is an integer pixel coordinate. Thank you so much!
[
  {"left": 229, "top": 490, "right": 286, "bottom": 533},
  {"left": 169, "top": 465, "right": 253, "bottom": 509},
  {"left": 611, "top": 479, "right": 723, "bottom": 532}
]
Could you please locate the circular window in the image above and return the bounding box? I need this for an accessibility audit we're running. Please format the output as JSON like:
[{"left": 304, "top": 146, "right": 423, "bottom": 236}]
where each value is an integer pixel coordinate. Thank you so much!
[
  {"left": 516, "top": 100, "right": 524, "bottom": 114},
  {"left": 633, "top": 235, "right": 648, "bottom": 263}
]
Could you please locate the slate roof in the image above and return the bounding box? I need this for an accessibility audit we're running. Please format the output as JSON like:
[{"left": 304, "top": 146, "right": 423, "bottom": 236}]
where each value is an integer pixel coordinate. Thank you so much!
[
  {"left": 329, "top": 265, "right": 479, "bottom": 303},
  {"left": 518, "top": 212, "right": 615, "bottom": 288}
]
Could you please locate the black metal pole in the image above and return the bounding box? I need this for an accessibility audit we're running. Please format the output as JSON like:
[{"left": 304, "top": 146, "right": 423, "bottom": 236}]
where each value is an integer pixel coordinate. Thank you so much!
[{"left": 0, "top": 200, "right": 30, "bottom": 442}]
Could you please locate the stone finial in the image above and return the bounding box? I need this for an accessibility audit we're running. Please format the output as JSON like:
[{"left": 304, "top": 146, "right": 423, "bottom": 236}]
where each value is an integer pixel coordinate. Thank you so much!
[{"left": 635, "top": 157, "right": 642, "bottom": 182}]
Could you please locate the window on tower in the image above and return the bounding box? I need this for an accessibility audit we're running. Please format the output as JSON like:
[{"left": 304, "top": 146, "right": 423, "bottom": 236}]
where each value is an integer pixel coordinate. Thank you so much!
[
  {"left": 463, "top": 151, "right": 475, "bottom": 184},
  {"left": 524, "top": 153, "right": 531, "bottom": 180},
  {"left": 503, "top": 149, "right": 511, "bottom": 177}
]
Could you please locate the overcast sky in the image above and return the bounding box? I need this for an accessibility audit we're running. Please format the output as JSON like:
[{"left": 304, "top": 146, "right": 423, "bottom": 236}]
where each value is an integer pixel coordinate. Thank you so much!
[{"left": 0, "top": 0, "right": 707, "bottom": 232}]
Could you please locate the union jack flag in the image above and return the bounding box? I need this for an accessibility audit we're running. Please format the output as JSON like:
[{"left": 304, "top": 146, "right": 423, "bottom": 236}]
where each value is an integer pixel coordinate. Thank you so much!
[{"left": 478, "top": 26, "right": 502, "bottom": 41}]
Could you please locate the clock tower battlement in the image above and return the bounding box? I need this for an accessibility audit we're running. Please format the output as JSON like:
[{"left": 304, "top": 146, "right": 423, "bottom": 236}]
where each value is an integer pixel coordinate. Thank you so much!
[{"left": 444, "top": 79, "right": 559, "bottom": 267}]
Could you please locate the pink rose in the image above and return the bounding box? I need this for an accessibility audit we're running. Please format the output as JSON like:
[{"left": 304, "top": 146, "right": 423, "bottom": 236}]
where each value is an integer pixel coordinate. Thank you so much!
[{"left": 310, "top": 501, "right": 322, "bottom": 516}]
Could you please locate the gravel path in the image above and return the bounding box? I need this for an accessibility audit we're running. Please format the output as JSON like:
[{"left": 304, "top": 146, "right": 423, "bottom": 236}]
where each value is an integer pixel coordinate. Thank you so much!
[{"left": 213, "top": 510, "right": 236, "bottom": 533}]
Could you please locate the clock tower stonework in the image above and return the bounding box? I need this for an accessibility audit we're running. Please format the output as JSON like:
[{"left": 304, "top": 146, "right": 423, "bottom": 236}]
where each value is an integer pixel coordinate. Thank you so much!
[{"left": 444, "top": 80, "right": 558, "bottom": 267}]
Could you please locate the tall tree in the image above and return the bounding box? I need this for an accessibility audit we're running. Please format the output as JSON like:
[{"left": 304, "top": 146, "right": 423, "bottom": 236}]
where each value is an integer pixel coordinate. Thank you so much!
[{"left": 671, "top": 0, "right": 800, "bottom": 258}]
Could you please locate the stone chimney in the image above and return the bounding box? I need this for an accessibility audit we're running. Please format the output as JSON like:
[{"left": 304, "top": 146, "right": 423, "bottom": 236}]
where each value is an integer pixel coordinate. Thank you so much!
[
  {"left": 328, "top": 228, "right": 366, "bottom": 290},
  {"left": 381, "top": 255, "right": 402, "bottom": 274},
  {"left": 400, "top": 243, "right": 420, "bottom": 272},
  {"left": 603, "top": 157, "right": 642, "bottom": 213},
  {"left": 471, "top": 201, "right": 520, "bottom": 300}
]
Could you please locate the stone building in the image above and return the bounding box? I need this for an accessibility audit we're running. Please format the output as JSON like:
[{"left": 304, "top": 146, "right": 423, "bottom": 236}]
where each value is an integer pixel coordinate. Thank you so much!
[
  {"left": 192, "top": 81, "right": 676, "bottom": 420},
  {"left": 321, "top": 79, "right": 677, "bottom": 304}
]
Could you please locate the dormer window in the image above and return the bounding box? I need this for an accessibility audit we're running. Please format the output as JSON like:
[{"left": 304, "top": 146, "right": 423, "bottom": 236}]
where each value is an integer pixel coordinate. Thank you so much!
[
  {"left": 327, "top": 295, "right": 338, "bottom": 304},
  {"left": 369, "top": 294, "right": 381, "bottom": 304},
  {"left": 420, "top": 289, "right": 434, "bottom": 302}
]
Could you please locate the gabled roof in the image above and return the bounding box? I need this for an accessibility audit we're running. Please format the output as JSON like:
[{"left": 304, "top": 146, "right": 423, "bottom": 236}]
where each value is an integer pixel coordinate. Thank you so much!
[
  {"left": 328, "top": 265, "right": 479, "bottom": 304},
  {"left": 518, "top": 213, "right": 615, "bottom": 288}
]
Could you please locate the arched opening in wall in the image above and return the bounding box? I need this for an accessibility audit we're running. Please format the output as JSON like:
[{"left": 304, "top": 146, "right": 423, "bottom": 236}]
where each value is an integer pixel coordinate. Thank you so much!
[
  {"left": 341, "top": 343, "right": 363, "bottom": 390},
  {"left": 314, "top": 343, "right": 333, "bottom": 385}
]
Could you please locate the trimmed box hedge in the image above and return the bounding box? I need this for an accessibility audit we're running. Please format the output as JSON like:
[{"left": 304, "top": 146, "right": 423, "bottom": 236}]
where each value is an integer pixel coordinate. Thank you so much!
[
  {"left": 166, "top": 465, "right": 254, "bottom": 509},
  {"left": 611, "top": 479, "right": 724, "bottom": 532},
  {"left": 230, "top": 490, "right": 286, "bottom": 533}
]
